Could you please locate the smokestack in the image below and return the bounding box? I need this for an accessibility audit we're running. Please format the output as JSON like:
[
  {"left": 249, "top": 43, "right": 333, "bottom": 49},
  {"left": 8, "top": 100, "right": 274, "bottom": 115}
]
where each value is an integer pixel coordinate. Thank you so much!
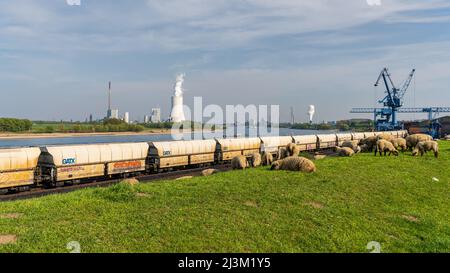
[{"left": 108, "top": 81, "right": 111, "bottom": 111}]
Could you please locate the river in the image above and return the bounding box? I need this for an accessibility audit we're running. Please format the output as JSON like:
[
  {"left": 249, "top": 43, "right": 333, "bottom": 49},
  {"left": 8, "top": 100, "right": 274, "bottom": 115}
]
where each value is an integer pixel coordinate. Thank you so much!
[{"left": 0, "top": 128, "right": 337, "bottom": 148}]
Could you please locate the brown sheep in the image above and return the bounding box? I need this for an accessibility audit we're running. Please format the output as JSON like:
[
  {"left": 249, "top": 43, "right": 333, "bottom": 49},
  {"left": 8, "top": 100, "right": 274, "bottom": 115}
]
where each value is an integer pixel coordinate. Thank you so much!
[
  {"left": 335, "top": 147, "right": 355, "bottom": 157},
  {"left": 261, "top": 152, "right": 274, "bottom": 166},
  {"left": 271, "top": 156, "right": 316, "bottom": 173},
  {"left": 231, "top": 155, "right": 248, "bottom": 170},
  {"left": 412, "top": 141, "right": 439, "bottom": 158},
  {"left": 391, "top": 138, "right": 407, "bottom": 152},
  {"left": 342, "top": 140, "right": 360, "bottom": 153},
  {"left": 277, "top": 147, "right": 289, "bottom": 160},
  {"left": 374, "top": 139, "right": 399, "bottom": 156},
  {"left": 286, "top": 143, "right": 300, "bottom": 157},
  {"left": 248, "top": 153, "right": 262, "bottom": 167},
  {"left": 406, "top": 134, "right": 433, "bottom": 150},
  {"left": 360, "top": 136, "right": 378, "bottom": 152},
  {"left": 377, "top": 133, "right": 396, "bottom": 142}
]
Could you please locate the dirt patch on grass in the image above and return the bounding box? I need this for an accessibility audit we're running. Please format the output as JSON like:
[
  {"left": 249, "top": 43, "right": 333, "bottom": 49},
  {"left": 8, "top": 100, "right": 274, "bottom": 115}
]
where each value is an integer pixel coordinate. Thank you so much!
[
  {"left": 402, "top": 215, "right": 420, "bottom": 223},
  {"left": 305, "top": 202, "right": 325, "bottom": 209},
  {"left": 0, "top": 235, "right": 17, "bottom": 245},
  {"left": 0, "top": 213, "right": 23, "bottom": 219},
  {"left": 244, "top": 201, "right": 259, "bottom": 208}
]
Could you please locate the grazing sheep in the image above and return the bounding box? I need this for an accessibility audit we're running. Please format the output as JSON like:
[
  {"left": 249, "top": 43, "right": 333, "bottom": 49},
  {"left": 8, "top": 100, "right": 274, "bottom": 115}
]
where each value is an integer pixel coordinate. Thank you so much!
[
  {"left": 335, "top": 147, "right": 355, "bottom": 157},
  {"left": 374, "top": 139, "right": 399, "bottom": 156},
  {"left": 286, "top": 143, "right": 301, "bottom": 157},
  {"left": 359, "top": 144, "right": 370, "bottom": 153},
  {"left": 261, "top": 152, "right": 274, "bottom": 166},
  {"left": 231, "top": 155, "right": 248, "bottom": 170},
  {"left": 271, "top": 156, "right": 316, "bottom": 173},
  {"left": 406, "top": 134, "right": 433, "bottom": 150},
  {"left": 392, "top": 138, "right": 407, "bottom": 152},
  {"left": 277, "top": 147, "right": 290, "bottom": 160},
  {"left": 360, "top": 136, "right": 378, "bottom": 152},
  {"left": 248, "top": 153, "right": 262, "bottom": 167},
  {"left": 412, "top": 141, "right": 439, "bottom": 158},
  {"left": 342, "top": 140, "right": 361, "bottom": 153},
  {"left": 377, "top": 133, "right": 396, "bottom": 142}
]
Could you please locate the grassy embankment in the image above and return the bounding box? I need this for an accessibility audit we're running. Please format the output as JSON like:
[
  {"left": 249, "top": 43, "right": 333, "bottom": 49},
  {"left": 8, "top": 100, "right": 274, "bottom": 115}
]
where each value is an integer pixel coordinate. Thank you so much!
[{"left": 0, "top": 142, "right": 449, "bottom": 253}]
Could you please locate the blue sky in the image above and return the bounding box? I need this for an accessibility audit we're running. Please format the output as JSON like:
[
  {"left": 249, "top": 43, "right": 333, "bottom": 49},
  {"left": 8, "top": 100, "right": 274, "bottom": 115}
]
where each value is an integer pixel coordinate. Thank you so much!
[{"left": 1, "top": 0, "right": 450, "bottom": 122}]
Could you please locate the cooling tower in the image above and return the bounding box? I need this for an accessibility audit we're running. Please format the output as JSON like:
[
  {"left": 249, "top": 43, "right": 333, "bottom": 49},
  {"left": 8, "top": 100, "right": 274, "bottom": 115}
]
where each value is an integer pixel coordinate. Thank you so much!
[{"left": 169, "top": 74, "right": 186, "bottom": 123}]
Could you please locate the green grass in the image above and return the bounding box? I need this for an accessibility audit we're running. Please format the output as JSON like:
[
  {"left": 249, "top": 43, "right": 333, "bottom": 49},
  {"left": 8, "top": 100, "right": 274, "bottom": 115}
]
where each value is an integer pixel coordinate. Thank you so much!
[{"left": 1, "top": 142, "right": 450, "bottom": 253}]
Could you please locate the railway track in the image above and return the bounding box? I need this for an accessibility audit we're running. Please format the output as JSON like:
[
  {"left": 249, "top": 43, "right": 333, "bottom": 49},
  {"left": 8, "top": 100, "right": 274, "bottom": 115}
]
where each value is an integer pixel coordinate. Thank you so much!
[{"left": 0, "top": 165, "right": 232, "bottom": 202}]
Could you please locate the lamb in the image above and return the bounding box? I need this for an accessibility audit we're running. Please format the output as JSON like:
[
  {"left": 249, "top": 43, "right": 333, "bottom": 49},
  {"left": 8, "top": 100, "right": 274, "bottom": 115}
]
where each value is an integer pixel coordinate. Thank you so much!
[
  {"left": 270, "top": 156, "right": 316, "bottom": 173},
  {"left": 374, "top": 139, "right": 399, "bottom": 156},
  {"left": 248, "top": 153, "right": 262, "bottom": 167},
  {"left": 391, "top": 138, "right": 407, "bottom": 152},
  {"left": 335, "top": 147, "right": 355, "bottom": 157},
  {"left": 286, "top": 143, "right": 300, "bottom": 157},
  {"left": 231, "top": 155, "right": 249, "bottom": 170},
  {"left": 341, "top": 140, "right": 361, "bottom": 153},
  {"left": 261, "top": 152, "right": 274, "bottom": 166},
  {"left": 406, "top": 134, "right": 433, "bottom": 150},
  {"left": 412, "top": 141, "right": 439, "bottom": 158},
  {"left": 277, "top": 147, "right": 290, "bottom": 160},
  {"left": 359, "top": 136, "right": 378, "bottom": 152}
]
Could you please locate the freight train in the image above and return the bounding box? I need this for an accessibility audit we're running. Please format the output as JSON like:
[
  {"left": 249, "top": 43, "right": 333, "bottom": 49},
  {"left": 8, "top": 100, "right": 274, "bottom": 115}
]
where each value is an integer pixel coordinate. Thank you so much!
[{"left": 0, "top": 131, "right": 407, "bottom": 193}]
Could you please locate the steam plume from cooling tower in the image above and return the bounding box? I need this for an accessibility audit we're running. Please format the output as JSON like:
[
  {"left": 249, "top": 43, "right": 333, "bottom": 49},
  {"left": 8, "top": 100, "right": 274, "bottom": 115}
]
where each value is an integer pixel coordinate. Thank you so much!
[
  {"left": 308, "top": 105, "right": 315, "bottom": 123},
  {"left": 174, "top": 74, "right": 185, "bottom": 97}
]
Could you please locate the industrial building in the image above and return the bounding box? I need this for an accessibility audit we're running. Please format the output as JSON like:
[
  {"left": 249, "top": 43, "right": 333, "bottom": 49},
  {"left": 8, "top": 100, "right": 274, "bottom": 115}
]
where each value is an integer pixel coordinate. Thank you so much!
[{"left": 151, "top": 108, "right": 161, "bottom": 123}]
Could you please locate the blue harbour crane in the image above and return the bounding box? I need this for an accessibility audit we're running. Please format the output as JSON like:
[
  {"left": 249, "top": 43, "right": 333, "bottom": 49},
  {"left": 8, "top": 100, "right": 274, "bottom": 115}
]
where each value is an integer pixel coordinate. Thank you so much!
[{"left": 351, "top": 68, "right": 450, "bottom": 137}]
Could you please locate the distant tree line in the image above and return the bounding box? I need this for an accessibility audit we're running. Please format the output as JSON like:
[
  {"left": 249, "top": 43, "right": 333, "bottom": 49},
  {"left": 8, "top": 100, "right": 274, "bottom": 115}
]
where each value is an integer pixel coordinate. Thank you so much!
[
  {"left": 282, "top": 119, "right": 374, "bottom": 132},
  {"left": 0, "top": 118, "right": 33, "bottom": 132}
]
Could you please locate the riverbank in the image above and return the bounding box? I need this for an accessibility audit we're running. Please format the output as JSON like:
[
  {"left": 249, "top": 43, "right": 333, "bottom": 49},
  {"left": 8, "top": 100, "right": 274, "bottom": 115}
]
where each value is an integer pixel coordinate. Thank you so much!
[{"left": 0, "top": 130, "right": 173, "bottom": 139}]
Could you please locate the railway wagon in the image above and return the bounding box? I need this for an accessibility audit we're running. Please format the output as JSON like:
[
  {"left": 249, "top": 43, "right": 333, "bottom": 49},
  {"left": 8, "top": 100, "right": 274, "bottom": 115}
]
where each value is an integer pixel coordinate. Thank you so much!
[
  {"left": 147, "top": 140, "right": 217, "bottom": 170},
  {"left": 260, "top": 136, "right": 293, "bottom": 156},
  {"left": 336, "top": 133, "right": 353, "bottom": 146},
  {"left": 292, "top": 135, "right": 318, "bottom": 152},
  {"left": 317, "top": 134, "right": 338, "bottom": 149},
  {"left": 36, "top": 143, "right": 149, "bottom": 186},
  {"left": 351, "top": 133, "right": 366, "bottom": 142},
  {"left": 0, "top": 147, "right": 41, "bottom": 190},
  {"left": 215, "top": 138, "right": 261, "bottom": 162}
]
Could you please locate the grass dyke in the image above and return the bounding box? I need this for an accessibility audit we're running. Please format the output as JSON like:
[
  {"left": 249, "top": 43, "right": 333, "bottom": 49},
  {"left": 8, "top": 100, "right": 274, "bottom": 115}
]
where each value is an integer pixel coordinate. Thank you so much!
[{"left": 0, "top": 141, "right": 449, "bottom": 253}]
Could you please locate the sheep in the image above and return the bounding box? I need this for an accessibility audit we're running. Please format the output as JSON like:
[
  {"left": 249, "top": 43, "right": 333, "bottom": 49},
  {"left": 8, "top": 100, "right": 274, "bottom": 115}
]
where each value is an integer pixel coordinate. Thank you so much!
[
  {"left": 248, "top": 153, "right": 262, "bottom": 167},
  {"left": 286, "top": 143, "right": 301, "bottom": 157},
  {"left": 391, "top": 138, "right": 407, "bottom": 152},
  {"left": 231, "top": 155, "right": 248, "bottom": 170},
  {"left": 359, "top": 136, "right": 378, "bottom": 152},
  {"left": 202, "top": 169, "right": 219, "bottom": 176},
  {"left": 335, "top": 147, "right": 355, "bottom": 157},
  {"left": 277, "top": 147, "right": 290, "bottom": 160},
  {"left": 412, "top": 141, "right": 439, "bottom": 158},
  {"left": 374, "top": 139, "right": 399, "bottom": 156},
  {"left": 270, "top": 156, "right": 316, "bottom": 173},
  {"left": 341, "top": 140, "right": 361, "bottom": 153},
  {"left": 261, "top": 152, "right": 274, "bottom": 166},
  {"left": 377, "top": 133, "right": 396, "bottom": 142},
  {"left": 406, "top": 134, "right": 433, "bottom": 150},
  {"left": 359, "top": 144, "right": 370, "bottom": 153}
]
